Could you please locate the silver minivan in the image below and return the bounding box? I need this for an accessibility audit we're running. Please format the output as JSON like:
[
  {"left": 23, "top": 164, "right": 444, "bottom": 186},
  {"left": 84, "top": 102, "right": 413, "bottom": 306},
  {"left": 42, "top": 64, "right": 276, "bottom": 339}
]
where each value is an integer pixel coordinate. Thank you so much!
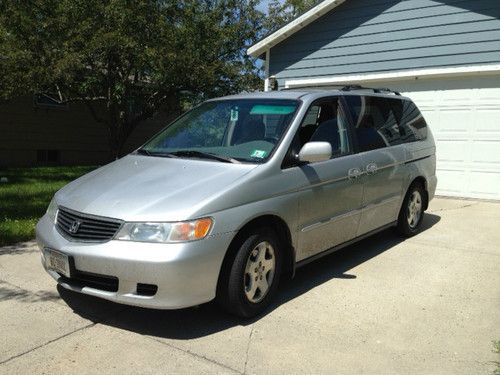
[{"left": 36, "top": 87, "right": 437, "bottom": 317}]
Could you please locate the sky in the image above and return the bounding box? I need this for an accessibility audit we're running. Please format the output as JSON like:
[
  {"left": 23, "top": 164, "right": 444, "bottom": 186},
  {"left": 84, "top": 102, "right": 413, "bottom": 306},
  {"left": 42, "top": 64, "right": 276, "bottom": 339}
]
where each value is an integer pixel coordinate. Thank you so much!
[{"left": 256, "top": 0, "right": 283, "bottom": 14}]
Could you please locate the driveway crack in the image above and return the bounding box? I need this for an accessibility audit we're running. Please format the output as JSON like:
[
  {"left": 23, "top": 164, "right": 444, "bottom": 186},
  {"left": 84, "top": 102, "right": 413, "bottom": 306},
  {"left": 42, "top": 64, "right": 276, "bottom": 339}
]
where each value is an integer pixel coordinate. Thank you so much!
[
  {"left": 243, "top": 324, "right": 255, "bottom": 374},
  {"left": 0, "top": 322, "right": 96, "bottom": 365},
  {"left": 149, "top": 337, "right": 242, "bottom": 374},
  {"left": 429, "top": 202, "right": 478, "bottom": 213}
]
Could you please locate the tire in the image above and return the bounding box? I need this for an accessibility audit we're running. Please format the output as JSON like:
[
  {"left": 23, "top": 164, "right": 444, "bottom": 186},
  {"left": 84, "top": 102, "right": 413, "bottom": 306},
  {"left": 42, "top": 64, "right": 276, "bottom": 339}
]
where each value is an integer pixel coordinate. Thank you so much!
[
  {"left": 397, "top": 183, "right": 426, "bottom": 237},
  {"left": 217, "top": 227, "right": 282, "bottom": 318}
]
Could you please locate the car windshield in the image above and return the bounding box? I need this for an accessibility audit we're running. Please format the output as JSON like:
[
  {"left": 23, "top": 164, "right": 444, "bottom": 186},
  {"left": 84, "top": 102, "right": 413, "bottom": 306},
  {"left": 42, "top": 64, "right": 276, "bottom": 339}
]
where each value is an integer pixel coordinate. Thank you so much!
[{"left": 139, "top": 99, "right": 300, "bottom": 163}]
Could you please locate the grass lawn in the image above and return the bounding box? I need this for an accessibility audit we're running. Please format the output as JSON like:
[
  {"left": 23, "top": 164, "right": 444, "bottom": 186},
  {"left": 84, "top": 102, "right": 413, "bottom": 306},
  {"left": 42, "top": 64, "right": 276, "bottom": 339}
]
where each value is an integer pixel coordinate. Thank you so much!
[{"left": 0, "top": 166, "right": 96, "bottom": 246}]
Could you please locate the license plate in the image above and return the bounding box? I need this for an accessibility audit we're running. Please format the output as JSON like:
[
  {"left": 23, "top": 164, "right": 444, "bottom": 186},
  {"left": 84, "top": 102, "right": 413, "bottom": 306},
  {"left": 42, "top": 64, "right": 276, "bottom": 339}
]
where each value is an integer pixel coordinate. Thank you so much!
[{"left": 44, "top": 249, "right": 71, "bottom": 278}]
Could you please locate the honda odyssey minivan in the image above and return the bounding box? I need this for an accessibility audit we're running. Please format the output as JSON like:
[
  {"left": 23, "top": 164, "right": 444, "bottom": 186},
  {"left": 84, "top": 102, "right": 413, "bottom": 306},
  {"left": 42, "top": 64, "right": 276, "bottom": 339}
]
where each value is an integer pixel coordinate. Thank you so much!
[{"left": 36, "top": 86, "right": 437, "bottom": 318}]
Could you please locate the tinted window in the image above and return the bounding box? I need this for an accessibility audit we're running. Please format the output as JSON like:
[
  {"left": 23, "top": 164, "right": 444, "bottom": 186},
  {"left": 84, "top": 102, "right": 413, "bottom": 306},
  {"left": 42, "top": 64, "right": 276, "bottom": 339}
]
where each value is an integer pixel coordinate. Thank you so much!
[
  {"left": 389, "top": 99, "right": 428, "bottom": 142},
  {"left": 142, "top": 99, "right": 299, "bottom": 163},
  {"left": 299, "top": 98, "right": 351, "bottom": 157},
  {"left": 283, "top": 97, "right": 351, "bottom": 167},
  {"left": 344, "top": 95, "right": 428, "bottom": 152},
  {"left": 344, "top": 96, "right": 391, "bottom": 152}
]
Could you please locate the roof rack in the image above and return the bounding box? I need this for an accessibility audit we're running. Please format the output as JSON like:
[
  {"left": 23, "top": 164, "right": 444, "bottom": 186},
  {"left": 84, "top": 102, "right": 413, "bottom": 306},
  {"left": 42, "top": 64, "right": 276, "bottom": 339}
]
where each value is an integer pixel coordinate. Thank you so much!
[
  {"left": 279, "top": 84, "right": 402, "bottom": 96},
  {"left": 341, "top": 85, "right": 401, "bottom": 96},
  {"left": 279, "top": 86, "right": 340, "bottom": 91}
]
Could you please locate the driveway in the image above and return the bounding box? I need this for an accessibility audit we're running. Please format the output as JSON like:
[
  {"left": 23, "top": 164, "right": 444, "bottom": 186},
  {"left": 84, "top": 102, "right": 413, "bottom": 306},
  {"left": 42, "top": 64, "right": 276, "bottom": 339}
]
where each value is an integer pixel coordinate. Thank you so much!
[{"left": 0, "top": 198, "right": 499, "bottom": 374}]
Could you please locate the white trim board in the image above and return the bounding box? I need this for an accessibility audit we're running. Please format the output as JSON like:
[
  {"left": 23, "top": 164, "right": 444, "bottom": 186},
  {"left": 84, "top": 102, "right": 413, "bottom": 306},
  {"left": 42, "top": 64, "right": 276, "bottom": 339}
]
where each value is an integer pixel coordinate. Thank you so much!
[
  {"left": 248, "top": 0, "right": 348, "bottom": 58},
  {"left": 284, "top": 65, "right": 500, "bottom": 88}
]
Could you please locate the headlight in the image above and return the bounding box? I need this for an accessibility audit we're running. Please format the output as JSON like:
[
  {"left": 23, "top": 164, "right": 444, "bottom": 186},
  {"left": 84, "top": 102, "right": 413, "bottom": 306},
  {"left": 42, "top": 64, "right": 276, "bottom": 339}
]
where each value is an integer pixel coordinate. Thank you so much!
[
  {"left": 114, "top": 218, "right": 213, "bottom": 243},
  {"left": 46, "top": 197, "right": 58, "bottom": 222}
]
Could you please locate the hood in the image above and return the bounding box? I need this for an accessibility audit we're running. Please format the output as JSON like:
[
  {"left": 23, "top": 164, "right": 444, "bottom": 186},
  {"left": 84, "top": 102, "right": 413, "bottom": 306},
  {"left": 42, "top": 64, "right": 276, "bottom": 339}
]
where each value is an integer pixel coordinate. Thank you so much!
[{"left": 56, "top": 155, "right": 257, "bottom": 221}]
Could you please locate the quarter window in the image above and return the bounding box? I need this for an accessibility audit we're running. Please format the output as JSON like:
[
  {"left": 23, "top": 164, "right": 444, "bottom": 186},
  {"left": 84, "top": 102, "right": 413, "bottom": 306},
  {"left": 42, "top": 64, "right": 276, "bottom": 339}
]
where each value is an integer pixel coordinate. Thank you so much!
[{"left": 389, "top": 99, "right": 428, "bottom": 142}]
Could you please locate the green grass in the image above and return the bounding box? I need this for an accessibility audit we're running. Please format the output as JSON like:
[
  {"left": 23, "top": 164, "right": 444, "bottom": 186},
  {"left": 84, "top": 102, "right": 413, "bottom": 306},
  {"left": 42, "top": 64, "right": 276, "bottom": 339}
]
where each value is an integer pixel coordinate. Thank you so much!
[{"left": 0, "top": 166, "right": 96, "bottom": 246}]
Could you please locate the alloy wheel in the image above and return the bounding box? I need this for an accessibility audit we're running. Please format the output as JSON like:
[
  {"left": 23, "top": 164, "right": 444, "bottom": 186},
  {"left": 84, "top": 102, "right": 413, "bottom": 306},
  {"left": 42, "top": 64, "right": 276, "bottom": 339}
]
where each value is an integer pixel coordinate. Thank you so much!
[
  {"left": 407, "top": 190, "right": 423, "bottom": 229},
  {"left": 243, "top": 241, "right": 276, "bottom": 303}
]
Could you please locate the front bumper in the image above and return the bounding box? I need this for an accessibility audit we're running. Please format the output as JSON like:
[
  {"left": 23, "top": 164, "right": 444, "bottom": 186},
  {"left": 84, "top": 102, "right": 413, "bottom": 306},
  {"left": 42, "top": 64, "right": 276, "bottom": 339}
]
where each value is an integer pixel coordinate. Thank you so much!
[{"left": 35, "top": 214, "right": 235, "bottom": 309}]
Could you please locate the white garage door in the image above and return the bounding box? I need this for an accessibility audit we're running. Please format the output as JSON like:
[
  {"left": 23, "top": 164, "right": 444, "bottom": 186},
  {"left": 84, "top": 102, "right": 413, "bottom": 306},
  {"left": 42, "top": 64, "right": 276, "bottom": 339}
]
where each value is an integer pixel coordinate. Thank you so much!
[{"left": 389, "top": 76, "right": 500, "bottom": 200}]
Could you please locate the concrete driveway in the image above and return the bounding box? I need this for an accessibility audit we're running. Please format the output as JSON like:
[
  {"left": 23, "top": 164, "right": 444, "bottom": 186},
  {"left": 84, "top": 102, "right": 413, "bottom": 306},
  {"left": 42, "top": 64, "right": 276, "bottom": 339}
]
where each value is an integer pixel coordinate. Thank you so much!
[{"left": 0, "top": 198, "right": 499, "bottom": 374}]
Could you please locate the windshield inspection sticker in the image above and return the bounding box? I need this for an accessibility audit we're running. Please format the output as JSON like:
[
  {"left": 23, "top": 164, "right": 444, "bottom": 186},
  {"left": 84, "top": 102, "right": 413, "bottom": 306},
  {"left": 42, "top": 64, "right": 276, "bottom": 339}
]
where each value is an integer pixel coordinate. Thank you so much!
[
  {"left": 251, "top": 150, "right": 267, "bottom": 159},
  {"left": 230, "top": 108, "right": 239, "bottom": 122}
]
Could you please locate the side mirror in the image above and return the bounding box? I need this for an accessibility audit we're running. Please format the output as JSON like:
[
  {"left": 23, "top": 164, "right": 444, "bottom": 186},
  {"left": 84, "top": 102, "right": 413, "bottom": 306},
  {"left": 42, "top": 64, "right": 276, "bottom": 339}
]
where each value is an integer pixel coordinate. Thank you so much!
[{"left": 298, "top": 142, "right": 332, "bottom": 164}]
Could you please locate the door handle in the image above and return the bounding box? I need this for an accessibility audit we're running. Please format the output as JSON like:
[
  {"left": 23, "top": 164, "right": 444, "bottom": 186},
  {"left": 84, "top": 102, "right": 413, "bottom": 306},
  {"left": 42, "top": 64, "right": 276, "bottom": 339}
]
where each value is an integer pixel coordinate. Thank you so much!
[
  {"left": 348, "top": 167, "right": 362, "bottom": 180},
  {"left": 366, "top": 162, "right": 378, "bottom": 175}
]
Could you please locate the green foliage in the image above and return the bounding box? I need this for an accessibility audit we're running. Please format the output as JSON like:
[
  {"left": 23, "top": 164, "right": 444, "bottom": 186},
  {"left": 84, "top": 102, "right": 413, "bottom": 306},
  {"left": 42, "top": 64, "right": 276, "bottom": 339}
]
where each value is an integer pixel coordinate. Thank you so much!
[
  {"left": 265, "top": 0, "right": 320, "bottom": 33},
  {"left": 0, "top": 166, "right": 95, "bottom": 246},
  {"left": 0, "top": 0, "right": 264, "bottom": 157}
]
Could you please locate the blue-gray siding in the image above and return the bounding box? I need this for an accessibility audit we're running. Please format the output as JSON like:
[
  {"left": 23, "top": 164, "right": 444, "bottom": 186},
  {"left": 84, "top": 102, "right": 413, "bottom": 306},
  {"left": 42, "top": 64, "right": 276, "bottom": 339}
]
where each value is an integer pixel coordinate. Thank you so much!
[{"left": 269, "top": 0, "right": 500, "bottom": 87}]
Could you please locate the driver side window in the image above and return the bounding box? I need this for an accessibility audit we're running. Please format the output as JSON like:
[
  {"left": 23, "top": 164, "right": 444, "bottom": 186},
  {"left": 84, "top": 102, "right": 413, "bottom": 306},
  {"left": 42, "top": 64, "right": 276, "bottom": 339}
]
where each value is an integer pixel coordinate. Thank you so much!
[{"left": 283, "top": 98, "right": 352, "bottom": 168}]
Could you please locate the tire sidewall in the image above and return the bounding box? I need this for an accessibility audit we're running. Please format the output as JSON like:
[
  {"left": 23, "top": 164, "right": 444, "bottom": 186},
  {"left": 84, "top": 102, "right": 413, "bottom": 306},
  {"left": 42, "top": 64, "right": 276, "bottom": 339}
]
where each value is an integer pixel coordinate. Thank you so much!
[
  {"left": 398, "top": 184, "right": 425, "bottom": 236},
  {"left": 226, "top": 228, "right": 283, "bottom": 318}
]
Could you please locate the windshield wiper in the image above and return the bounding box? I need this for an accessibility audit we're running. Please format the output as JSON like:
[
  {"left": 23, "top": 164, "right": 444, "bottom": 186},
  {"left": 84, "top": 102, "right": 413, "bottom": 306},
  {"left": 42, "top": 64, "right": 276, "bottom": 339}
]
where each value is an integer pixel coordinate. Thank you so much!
[
  {"left": 169, "top": 150, "right": 239, "bottom": 163},
  {"left": 136, "top": 149, "right": 173, "bottom": 158},
  {"left": 136, "top": 148, "right": 151, "bottom": 156}
]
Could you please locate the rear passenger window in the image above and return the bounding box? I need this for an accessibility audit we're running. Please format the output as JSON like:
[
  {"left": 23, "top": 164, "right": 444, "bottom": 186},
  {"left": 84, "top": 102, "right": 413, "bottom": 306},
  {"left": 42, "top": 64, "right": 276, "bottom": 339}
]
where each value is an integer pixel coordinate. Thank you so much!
[
  {"left": 344, "top": 95, "right": 428, "bottom": 152},
  {"left": 344, "top": 96, "right": 391, "bottom": 152}
]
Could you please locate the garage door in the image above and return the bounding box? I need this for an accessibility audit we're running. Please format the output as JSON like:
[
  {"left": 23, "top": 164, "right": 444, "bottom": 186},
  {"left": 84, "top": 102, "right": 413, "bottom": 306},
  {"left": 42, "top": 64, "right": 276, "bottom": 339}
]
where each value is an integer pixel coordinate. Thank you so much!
[{"left": 388, "top": 76, "right": 500, "bottom": 200}]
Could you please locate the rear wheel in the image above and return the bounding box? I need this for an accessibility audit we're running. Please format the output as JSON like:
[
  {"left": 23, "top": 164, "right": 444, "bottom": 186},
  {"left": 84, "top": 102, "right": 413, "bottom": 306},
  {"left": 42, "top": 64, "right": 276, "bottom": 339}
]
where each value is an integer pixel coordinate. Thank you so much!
[
  {"left": 217, "top": 228, "right": 282, "bottom": 318},
  {"left": 397, "top": 183, "right": 426, "bottom": 237}
]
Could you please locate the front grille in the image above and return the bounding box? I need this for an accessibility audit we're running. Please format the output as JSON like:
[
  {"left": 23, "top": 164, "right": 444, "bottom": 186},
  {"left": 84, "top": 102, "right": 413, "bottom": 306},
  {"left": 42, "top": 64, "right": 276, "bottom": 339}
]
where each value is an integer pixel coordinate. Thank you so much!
[{"left": 56, "top": 207, "right": 122, "bottom": 242}]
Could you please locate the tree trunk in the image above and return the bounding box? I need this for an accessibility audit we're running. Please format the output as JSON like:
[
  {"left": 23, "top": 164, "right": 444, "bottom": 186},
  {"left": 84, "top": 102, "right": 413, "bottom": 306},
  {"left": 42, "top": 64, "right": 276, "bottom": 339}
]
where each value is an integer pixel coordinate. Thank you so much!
[{"left": 107, "top": 94, "right": 182, "bottom": 161}]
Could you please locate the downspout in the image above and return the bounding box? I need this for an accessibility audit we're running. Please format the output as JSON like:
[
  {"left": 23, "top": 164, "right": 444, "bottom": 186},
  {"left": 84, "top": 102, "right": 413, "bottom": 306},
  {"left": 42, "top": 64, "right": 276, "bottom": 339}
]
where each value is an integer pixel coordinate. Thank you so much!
[{"left": 264, "top": 49, "right": 270, "bottom": 92}]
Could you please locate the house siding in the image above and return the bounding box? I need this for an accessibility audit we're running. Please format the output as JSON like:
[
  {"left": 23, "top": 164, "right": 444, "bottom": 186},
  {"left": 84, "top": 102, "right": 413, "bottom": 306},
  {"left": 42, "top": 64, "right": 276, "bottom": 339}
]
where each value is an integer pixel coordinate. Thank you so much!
[
  {"left": 269, "top": 0, "right": 500, "bottom": 87},
  {"left": 0, "top": 96, "right": 173, "bottom": 168}
]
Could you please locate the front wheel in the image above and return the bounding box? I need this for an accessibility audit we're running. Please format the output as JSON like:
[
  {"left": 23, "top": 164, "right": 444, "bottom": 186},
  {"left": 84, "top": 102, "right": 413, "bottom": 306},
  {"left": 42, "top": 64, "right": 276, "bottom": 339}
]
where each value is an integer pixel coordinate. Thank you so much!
[
  {"left": 397, "top": 183, "right": 426, "bottom": 237},
  {"left": 217, "top": 228, "right": 282, "bottom": 318}
]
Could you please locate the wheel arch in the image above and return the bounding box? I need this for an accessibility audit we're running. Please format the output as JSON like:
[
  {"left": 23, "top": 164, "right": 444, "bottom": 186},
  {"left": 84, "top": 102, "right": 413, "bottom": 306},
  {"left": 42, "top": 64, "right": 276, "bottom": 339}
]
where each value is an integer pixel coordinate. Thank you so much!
[{"left": 216, "top": 214, "right": 295, "bottom": 297}]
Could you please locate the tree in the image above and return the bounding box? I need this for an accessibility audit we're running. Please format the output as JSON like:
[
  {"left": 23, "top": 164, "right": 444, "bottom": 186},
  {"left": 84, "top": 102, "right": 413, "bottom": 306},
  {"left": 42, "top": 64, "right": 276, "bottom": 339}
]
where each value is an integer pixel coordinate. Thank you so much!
[
  {"left": 265, "top": 0, "right": 319, "bottom": 33},
  {"left": 0, "top": 0, "right": 263, "bottom": 158}
]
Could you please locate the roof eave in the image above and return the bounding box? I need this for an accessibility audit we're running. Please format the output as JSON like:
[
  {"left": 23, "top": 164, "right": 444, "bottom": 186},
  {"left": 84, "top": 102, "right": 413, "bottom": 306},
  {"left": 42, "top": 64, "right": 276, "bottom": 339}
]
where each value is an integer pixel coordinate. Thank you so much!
[{"left": 247, "top": 0, "right": 348, "bottom": 58}]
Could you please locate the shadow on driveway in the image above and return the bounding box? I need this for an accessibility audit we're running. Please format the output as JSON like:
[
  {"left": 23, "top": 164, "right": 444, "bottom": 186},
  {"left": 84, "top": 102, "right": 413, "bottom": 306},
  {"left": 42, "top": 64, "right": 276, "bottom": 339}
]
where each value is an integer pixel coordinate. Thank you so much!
[
  {"left": 58, "top": 213, "right": 441, "bottom": 339},
  {"left": 0, "top": 241, "right": 39, "bottom": 256}
]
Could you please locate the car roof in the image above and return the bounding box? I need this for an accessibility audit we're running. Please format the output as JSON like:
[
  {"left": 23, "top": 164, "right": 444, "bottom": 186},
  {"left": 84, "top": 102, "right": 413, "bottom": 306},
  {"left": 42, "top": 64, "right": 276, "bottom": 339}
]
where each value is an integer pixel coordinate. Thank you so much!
[
  {"left": 212, "top": 89, "right": 412, "bottom": 102},
  {"left": 211, "top": 90, "right": 310, "bottom": 100}
]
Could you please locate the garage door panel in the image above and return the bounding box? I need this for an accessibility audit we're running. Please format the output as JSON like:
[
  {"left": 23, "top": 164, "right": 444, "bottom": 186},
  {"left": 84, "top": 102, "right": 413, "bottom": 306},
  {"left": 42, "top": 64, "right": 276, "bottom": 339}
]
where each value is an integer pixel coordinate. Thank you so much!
[
  {"left": 436, "top": 140, "right": 468, "bottom": 163},
  {"left": 399, "top": 76, "right": 500, "bottom": 200},
  {"left": 435, "top": 169, "right": 468, "bottom": 195},
  {"left": 476, "top": 87, "right": 500, "bottom": 102},
  {"left": 468, "top": 171, "right": 500, "bottom": 198},
  {"left": 439, "top": 90, "right": 474, "bottom": 105},
  {"left": 474, "top": 109, "right": 500, "bottom": 132},
  {"left": 471, "top": 141, "right": 500, "bottom": 164},
  {"left": 435, "top": 109, "right": 472, "bottom": 133}
]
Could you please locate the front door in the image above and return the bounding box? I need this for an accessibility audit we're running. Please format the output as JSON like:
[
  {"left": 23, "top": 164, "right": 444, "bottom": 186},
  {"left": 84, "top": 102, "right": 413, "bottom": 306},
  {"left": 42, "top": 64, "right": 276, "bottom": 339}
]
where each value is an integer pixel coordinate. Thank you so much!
[
  {"left": 284, "top": 97, "right": 365, "bottom": 262},
  {"left": 297, "top": 154, "right": 365, "bottom": 261}
]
